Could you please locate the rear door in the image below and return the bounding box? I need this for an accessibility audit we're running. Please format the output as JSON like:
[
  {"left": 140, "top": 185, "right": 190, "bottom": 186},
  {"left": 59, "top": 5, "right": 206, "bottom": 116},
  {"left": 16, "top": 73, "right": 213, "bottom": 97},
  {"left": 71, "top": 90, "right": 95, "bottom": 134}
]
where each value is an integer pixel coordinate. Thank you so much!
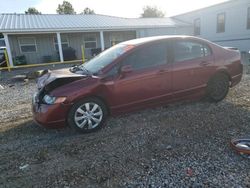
[
  {"left": 172, "top": 39, "right": 214, "bottom": 99},
  {"left": 110, "top": 41, "right": 172, "bottom": 113}
]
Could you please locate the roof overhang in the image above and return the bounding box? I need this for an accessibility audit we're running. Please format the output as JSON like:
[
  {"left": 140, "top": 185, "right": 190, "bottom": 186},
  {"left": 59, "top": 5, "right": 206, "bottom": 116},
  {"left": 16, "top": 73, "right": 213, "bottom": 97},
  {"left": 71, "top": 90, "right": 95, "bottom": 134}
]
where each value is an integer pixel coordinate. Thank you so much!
[{"left": 0, "top": 25, "right": 182, "bottom": 34}]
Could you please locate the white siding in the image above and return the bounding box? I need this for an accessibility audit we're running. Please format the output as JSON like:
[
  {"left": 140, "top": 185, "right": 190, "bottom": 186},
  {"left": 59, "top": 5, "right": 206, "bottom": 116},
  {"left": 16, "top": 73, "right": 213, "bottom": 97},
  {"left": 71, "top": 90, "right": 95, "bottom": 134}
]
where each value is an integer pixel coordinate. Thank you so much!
[
  {"left": 173, "top": 0, "right": 250, "bottom": 52},
  {"left": 136, "top": 27, "right": 193, "bottom": 38}
]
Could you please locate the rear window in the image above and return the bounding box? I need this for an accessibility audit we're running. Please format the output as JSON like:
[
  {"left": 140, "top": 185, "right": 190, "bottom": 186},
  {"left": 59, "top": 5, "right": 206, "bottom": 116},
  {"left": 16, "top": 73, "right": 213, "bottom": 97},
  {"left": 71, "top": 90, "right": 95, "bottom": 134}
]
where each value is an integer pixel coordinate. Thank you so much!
[{"left": 174, "top": 40, "right": 211, "bottom": 62}]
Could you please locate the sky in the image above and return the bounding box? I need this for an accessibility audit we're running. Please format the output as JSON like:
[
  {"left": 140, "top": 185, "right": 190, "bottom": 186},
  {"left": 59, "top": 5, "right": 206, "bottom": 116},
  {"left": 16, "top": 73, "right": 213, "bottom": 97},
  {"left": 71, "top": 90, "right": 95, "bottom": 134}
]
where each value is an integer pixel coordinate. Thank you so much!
[{"left": 0, "top": 0, "right": 228, "bottom": 17}]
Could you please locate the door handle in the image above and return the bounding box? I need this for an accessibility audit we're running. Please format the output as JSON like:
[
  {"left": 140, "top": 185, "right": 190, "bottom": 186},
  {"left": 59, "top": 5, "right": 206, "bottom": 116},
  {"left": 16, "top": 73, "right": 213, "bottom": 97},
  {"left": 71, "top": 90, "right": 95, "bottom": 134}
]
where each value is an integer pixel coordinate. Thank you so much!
[
  {"left": 158, "top": 69, "right": 169, "bottom": 74},
  {"left": 200, "top": 61, "right": 209, "bottom": 66}
]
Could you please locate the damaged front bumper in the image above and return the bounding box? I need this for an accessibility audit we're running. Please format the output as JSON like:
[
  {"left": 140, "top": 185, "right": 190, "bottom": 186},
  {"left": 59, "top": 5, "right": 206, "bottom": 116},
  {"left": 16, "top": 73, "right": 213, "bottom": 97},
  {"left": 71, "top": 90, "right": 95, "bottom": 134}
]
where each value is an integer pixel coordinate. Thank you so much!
[
  {"left": 32, "top": 92, "right": 71, "bottom": 128},
  {"left": 32, "top": 68, "right": 87, "bottom": 128}
]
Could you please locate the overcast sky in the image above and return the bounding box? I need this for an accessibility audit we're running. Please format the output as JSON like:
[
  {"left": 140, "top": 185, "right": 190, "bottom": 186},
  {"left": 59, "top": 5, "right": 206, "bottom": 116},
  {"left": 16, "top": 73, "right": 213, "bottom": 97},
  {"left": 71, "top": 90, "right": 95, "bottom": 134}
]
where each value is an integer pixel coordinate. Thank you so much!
[{"left": 1, "top": 0, "right": 228, "bottom": 17}]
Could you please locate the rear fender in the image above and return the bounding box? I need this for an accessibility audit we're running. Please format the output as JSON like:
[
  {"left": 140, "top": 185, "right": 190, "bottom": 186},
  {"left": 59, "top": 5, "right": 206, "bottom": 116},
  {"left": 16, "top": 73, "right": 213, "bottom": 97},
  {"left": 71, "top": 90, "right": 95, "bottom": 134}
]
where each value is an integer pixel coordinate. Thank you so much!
[{"left": 214, "top": 67, "right": 232, "bottom": 81}]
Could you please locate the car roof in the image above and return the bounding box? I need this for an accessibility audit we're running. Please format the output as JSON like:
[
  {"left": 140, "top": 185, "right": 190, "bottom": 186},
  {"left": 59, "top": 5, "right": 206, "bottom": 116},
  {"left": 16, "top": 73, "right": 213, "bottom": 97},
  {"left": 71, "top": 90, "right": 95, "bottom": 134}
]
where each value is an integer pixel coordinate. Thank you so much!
[{"left": 120, "top": 35, "right": 199, "bottom": 46}]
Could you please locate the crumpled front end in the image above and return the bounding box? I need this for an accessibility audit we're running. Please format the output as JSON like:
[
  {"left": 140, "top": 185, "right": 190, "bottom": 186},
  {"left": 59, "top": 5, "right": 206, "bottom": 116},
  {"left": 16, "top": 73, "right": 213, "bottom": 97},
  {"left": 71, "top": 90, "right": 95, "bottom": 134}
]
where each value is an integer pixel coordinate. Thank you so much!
[{"left": 32, "top": 68, "right": 85, "bottom": 128}]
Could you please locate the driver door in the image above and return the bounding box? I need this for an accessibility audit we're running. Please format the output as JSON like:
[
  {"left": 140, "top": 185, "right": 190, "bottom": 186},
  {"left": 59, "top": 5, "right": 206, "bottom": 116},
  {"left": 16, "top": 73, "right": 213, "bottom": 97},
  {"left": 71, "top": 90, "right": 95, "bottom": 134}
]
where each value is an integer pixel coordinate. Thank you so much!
[{"left": 110, "top": 41, "right": 172, "bottom": 113}]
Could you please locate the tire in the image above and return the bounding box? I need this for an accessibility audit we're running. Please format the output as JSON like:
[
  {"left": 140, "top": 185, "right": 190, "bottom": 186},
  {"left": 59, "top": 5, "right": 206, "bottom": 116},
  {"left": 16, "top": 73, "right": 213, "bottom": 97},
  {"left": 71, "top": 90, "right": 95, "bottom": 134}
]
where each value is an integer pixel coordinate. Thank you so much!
[
  {"left": 68, "top": 98, "right": 108, "bottom": 133},
  {"left": 206, "top": 73, "right": 230, "bottom": 102}
]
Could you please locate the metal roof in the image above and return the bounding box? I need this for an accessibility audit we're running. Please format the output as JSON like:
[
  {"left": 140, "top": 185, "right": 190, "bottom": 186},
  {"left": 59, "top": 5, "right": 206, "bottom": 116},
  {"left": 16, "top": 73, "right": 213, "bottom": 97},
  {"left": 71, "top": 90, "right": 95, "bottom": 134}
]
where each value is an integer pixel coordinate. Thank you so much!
[{"left": 0, "top": 14, "right": 190, "bottom": 33}]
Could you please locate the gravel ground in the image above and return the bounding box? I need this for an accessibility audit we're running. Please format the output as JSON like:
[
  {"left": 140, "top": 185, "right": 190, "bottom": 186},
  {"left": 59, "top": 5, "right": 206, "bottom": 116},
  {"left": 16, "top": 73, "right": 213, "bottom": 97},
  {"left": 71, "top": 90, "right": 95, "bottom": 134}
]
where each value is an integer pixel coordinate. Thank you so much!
[{"left": 0, "top": 66, "right": 250, "bottom": 187}]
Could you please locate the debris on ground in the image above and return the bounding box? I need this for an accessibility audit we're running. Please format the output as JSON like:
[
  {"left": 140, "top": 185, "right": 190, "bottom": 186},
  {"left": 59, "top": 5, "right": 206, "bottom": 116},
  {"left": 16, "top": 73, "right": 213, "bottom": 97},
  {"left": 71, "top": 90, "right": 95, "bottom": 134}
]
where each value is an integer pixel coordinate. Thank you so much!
[
  {"left": 230, "top": 138, "right": 250, "bottom": 155},
  {"left": 186, "top": 168, "right": 194, "bottom": 177},
  {"left": 8, "top": 84, "right": 14, "bottom": 88},
  {"left": 166, "top": 145, "right": 172, "bottom": 150},
  {"left": 19, "top": 164, "right": 30, "bottom": 170},
  {"left": 11, "top": 74, "right": 27, "bottom": 82},
  {"left": 24, "top": 78, "right": 29, "bottom": 83},
  {"left": 26, "top": 69, "right": 49, "bottom": 79}
]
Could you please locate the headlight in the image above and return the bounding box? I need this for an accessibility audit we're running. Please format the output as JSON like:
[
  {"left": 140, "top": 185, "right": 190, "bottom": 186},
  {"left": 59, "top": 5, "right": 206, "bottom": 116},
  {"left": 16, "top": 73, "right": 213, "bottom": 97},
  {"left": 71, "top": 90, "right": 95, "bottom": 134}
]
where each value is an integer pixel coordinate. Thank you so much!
[
  {"left": 43, "top": 95, "right": 56, "bottom": 104},
  {"left": 43, "top": 95, "right": 66, "bottom": 104}
]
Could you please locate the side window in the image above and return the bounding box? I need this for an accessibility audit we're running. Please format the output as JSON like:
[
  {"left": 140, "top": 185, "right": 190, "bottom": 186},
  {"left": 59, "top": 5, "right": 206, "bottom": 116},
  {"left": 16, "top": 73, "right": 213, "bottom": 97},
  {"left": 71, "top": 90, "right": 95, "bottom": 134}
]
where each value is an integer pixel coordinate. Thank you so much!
[
  {"left": 121, "top": 42, "right": 167, "bottom": 71},
  {"left": 106, "top": 64, "right": 120, "bottom": 77},
  {"left": 174, "top": 41, "right": 211, "bottom": 62}
]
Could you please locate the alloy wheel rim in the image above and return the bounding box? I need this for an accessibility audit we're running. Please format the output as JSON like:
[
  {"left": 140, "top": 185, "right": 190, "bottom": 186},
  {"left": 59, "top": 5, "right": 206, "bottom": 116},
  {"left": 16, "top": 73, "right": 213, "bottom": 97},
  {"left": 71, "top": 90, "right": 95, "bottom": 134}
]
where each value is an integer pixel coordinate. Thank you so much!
[
  {"left": 211, "top": 79, "right": 228, "bottom": 99},
  {"left": 74, "top": 102, "right": 103, "bottom": 129}
]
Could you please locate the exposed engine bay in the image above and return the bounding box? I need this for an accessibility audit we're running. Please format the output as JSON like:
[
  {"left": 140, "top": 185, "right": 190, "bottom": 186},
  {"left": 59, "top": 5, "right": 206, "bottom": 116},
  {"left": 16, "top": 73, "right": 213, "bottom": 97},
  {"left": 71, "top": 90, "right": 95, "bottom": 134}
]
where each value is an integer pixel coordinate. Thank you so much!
[{"left": 35, "top": 68, "right": 87, "bottom": 104}]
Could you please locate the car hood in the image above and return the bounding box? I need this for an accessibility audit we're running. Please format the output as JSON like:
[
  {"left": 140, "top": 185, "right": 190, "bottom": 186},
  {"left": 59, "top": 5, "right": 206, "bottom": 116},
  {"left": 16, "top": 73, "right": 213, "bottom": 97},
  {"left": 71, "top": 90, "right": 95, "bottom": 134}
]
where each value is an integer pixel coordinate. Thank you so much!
[{"left": 37, "top": 68, "right": 87, "bottom": 90}]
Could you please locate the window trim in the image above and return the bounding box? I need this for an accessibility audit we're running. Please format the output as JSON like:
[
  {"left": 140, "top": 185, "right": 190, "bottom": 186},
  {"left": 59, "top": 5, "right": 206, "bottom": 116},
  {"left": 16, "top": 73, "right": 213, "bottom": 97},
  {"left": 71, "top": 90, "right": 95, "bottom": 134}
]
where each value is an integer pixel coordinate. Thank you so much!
[
  {"left": 194, "top": 18, "right": 201, "bottom": 36},
  {"left": 84, "top": 34, "right": 97, "bottom": 49},
  {"left": 247, "top": 7, "right": 250, "bottom": 30},
  {"left": 217, "top": 12, "right": 226, "bottom": 33},
  {"left": 53, "top": 35, "right": 69, "bottom": 51},
  {"left": 18, "top": 37, "right": 37, "bottom": 53}
]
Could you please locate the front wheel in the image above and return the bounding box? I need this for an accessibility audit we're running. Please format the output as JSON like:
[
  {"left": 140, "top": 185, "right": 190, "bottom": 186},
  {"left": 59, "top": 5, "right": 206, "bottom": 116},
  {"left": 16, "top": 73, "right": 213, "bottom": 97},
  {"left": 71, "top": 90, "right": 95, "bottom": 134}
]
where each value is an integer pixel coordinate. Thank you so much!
[
  {"left": 68, "top": 98, "right": 108, "bottom": 133},
  {"left": 206, "top": 73, "right": 230, "bottom": 102}
]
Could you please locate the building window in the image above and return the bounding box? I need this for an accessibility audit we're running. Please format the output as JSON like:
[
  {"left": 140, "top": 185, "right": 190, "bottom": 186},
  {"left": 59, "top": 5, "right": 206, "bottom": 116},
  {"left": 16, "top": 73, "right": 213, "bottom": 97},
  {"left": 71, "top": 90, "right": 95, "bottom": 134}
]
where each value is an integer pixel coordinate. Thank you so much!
[
  {"left": 217, "top": 13, "right": 225, "bottom": 33},
  {"left": 18, "top": 37, "right": 37, "bottom": 53},
  {"left": 54, "top": 35, "right": 69, "bottom": 51},
  {"left": 110, "top": 34, "right": 123, "bottom": 46},
  {"left": 0, "top": 39, "right": 5, "bottom": 47},
  {"left": 194, "top": 18, "right": 201, "bottom": 35},
  {"left": 247, "top": 7, "right": 250, "bottom": 29},
  {"left": 84, "top": 35, "right": 97, "bottom": 49},
  {"left": 110, "top": 40, "right": 123, "bottom": 46}
]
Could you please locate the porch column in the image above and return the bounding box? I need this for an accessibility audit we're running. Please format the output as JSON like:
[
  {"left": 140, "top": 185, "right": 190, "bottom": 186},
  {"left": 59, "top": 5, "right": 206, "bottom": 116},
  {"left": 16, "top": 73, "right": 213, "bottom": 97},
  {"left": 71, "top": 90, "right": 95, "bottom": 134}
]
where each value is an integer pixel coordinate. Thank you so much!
[
  {"left": 100, "top": 31, "right": 104, "bottom": 51},
  {"left": 3, "top": 33, "right": 14, "bottom": 67},
  {"left": 56, "top": 32, "right": 64, "bottom": 62}
]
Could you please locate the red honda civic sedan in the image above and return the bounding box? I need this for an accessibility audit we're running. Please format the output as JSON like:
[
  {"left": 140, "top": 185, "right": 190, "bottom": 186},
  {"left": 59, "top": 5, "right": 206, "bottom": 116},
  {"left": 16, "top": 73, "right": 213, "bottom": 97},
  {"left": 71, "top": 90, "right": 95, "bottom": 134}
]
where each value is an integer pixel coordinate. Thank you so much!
[{"left": 32, "top": 36, "right": 243, "bottom": 133}]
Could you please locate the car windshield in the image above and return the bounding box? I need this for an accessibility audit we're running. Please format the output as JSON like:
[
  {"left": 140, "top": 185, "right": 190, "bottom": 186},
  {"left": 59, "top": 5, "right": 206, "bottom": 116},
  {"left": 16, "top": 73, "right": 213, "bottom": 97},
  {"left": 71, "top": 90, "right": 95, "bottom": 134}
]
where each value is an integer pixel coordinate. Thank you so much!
[{"left": 78, "top": 44, "right": 134, "bottom": 74}]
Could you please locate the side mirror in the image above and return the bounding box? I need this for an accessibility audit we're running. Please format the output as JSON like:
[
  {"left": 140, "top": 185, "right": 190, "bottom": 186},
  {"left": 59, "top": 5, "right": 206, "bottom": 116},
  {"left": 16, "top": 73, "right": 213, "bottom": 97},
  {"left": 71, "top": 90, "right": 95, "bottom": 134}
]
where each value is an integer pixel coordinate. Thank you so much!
[{"left": 120, "top": 65, "right": 133, "bottom": 75}]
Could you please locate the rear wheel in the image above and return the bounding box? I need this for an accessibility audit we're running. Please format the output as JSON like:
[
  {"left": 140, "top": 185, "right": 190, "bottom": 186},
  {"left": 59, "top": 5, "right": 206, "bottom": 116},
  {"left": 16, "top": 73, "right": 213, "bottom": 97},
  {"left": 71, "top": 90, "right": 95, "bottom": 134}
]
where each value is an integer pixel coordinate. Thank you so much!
[
  {"left": 206, "top": 73, "right": 230, "bottom": 102},
  {"left": 68, "top": 98, "right": 107, "bottom": 133}
]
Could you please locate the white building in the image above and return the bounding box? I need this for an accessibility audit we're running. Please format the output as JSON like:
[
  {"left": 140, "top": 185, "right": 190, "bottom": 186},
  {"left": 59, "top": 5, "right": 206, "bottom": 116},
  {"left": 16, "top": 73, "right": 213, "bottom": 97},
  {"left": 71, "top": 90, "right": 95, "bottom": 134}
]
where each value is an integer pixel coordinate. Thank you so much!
[{"left": 173, "top": 0, "right": 250, "bottom": 52}]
